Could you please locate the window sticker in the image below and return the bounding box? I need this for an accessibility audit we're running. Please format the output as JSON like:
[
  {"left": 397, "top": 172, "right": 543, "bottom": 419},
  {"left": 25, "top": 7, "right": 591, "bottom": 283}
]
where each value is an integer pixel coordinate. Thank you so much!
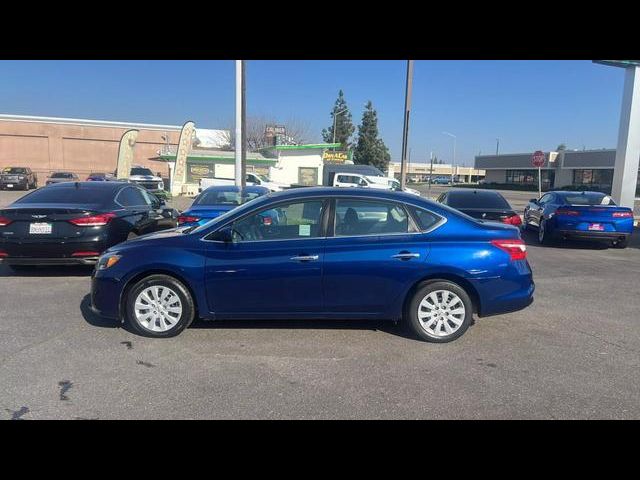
[{"left": 299, "top": 224, "right": 311, "bottom": 236}]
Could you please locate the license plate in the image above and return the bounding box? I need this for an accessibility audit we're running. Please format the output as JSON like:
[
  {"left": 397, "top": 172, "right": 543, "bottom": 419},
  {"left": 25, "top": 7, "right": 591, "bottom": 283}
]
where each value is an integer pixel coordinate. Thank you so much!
[
  {"left": 588, "top": 223, "right": 604, "bottom": 231},
  {"left": 6, "top": 184, "right": 13, "bottom": 188},
  {"left": 29, "top": 222, "right": 53, "bottom": 234}
]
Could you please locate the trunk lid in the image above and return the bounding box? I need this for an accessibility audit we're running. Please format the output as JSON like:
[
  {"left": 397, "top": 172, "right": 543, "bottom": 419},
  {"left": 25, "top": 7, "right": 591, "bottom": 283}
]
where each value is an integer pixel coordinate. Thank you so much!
[{"left": 0, "top": 204, "right": 104, "bottom": 240}]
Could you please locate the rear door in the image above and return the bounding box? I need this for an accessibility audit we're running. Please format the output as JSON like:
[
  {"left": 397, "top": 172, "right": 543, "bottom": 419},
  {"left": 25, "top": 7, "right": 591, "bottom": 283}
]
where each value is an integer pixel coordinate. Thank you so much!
[
  {"left": 322, "top": 198, "right": 431, "bottom": 315},
  {"left": 114, "top": 186, "right": 157, "bottom": 235}
]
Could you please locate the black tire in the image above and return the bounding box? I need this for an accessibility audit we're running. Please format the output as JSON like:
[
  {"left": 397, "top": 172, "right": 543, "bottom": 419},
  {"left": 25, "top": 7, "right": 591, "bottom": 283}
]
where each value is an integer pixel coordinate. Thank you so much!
[
  {"left": 612, "top": 238, "right": 628, "bottom": 249},
  {"left": 405, "top": 280, "right": 474, "bottom": 343},
  {"left": 538, "top": 219, "right": 553, "bottom": 246},
  {"left": 125, "top": 274, "right": 195, "bottom": 338}
]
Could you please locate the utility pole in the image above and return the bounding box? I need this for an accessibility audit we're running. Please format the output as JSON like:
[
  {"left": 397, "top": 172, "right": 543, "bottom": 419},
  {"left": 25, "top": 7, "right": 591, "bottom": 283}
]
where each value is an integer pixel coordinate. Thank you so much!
[
  {"left": 496, "top": 138, "right": 500, "bottom": 156},
  {"left": 400, "top": 60, "right": 414, "bottom": 189},
  {"left": 428, "top": 151, "right": 434, "bottom": 193},
  {"left": 443, "top": 131, "right": 456, "bottom": 185},
  {"left": 235, "top": 60, "right": 243, "bottom": 187}
]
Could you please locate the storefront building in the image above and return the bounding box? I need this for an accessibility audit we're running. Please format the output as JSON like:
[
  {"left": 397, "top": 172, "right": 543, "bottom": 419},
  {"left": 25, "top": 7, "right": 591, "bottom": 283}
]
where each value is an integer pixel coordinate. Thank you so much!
[
  {"left": 475, "top": 149, "right": 640, "bottom": 193},
  {"left": 387, "top": 162, "right": 485, "bottom": 183}
]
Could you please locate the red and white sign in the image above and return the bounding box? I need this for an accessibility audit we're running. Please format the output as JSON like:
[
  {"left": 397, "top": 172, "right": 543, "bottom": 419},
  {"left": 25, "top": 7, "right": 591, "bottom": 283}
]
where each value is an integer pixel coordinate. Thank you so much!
[{"left": 531, "top": 151, "right": 545, "bottom": 168}]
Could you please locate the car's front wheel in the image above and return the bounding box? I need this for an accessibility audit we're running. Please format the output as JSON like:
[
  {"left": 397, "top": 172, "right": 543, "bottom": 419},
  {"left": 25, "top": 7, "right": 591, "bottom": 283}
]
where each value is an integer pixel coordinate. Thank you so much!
[
  {"left": 406, "top": 280, "right": 473, "bottom": 343},
  {"left": 125, "top": 274, "right": 195, "bottom": 338}
]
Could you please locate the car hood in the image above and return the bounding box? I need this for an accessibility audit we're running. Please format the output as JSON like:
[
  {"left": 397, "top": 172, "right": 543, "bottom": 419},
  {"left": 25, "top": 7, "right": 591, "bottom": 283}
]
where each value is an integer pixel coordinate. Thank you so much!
[{"left": 106, "top": 228, "right": 192, "bottom": 254}]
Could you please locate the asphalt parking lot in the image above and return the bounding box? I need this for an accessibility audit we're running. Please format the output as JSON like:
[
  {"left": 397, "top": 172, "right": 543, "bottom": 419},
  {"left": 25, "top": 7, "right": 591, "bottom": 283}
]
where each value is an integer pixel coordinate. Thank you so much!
[{"left": 1, "top": 188, "right": 639, "bottom": 419}]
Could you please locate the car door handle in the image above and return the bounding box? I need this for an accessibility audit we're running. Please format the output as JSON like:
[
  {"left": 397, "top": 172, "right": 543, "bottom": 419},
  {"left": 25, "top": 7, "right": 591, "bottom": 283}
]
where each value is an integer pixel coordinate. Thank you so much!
[
  {"left": 392, "top": 252, "right": 420, "bottom": 260},
  {"left": 290, "top": 255, "right": 319, "bottom": 262}
]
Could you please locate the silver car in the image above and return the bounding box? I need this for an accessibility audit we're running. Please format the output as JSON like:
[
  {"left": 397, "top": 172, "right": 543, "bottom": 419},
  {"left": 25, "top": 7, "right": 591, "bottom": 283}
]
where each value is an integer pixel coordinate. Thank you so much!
[{"left": 45, "top": 171, "right": 79, "bottom": 186}]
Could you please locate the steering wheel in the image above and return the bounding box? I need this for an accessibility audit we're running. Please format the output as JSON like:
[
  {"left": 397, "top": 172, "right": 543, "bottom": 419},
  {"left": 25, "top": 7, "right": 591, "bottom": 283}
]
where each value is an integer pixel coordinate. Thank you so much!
[{"left": 231, "top": 228, "right": 245, "bottom": 240}]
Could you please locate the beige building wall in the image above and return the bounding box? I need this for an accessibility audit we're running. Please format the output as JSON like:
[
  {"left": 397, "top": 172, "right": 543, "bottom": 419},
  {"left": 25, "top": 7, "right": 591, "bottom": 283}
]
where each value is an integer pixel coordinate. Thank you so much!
[{"left": 0, "top": 117, "right": 182, "bottom": 179}]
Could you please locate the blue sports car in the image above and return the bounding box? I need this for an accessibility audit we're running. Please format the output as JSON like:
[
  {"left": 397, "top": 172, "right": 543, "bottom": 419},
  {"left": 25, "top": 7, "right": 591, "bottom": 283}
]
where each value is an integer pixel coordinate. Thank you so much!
[
  {"left": 523, "top": 191, "right": 634, "bottom": 248},
  {"left": 178, "top": 185, "right": 271, "bottom": 227},
  {"left": 91, "top": 187, "right": 534, "bottom": 342}
]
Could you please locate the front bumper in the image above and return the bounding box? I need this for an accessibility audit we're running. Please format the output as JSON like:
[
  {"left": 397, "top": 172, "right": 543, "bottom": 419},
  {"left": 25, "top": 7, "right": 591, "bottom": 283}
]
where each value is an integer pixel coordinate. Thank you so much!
[
  {"left": 91, "top": 274, "right": 124, "bottom": 319},
  {"left": 0, "top": 180, "right": 28, "bottom": 189}
]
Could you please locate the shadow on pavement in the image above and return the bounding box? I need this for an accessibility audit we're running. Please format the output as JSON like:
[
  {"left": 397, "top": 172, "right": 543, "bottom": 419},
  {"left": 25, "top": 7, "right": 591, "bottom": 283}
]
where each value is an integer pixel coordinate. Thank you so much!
[
  {"left": 0, "top": 263, "right": 94, "bottom": 277},
  {"left": 80, "top": 294, "right": 420, "bottom": 341}
]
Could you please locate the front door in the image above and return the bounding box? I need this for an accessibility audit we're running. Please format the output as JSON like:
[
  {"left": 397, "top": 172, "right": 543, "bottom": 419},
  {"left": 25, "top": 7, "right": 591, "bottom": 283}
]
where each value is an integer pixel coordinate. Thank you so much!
[{"left": 204, "top": 198, "right": 328, "bottom": 317}]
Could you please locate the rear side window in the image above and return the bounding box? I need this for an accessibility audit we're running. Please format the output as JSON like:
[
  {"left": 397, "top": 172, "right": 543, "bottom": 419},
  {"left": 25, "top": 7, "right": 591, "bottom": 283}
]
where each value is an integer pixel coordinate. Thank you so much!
[
  {"left": 15, "top": 186, "right": 113, "bottom": 205},
  {"left": 446, "top": 191, "right": 510, "bottom": 209},
  {"left": 411, "top": 207, "right": 442, "bottom": 231},
  {"left": 334, "top": 199, "right": 412, "bottom": 236},
  {"left": 116, "top": 187, "right": 148, "bottom": 207}
]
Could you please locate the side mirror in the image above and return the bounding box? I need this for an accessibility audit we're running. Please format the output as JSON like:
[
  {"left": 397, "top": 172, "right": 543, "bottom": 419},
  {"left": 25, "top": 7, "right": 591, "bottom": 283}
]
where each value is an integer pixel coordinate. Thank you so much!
[
  {"left": 529, "top": 198, "right": 538, "bottom": 204},
  {"left": 359, "top": 180, "right": 367, "bottom": 186},
  {"left": 210, "top": 226, "right": 233, "bottom": 243}
]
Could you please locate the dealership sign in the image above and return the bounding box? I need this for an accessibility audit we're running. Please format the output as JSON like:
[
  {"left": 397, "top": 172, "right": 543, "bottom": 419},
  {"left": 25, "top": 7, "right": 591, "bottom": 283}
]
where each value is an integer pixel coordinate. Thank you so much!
[
  {"left": 531, "top": 150, "right": 546, "bottom": 168},
  {"left": 322, "top": 150, "right": 349, "bottom": 163}
]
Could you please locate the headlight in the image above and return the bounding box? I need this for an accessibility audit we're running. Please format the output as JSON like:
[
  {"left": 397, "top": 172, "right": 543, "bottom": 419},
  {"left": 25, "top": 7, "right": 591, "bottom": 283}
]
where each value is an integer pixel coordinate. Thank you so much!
[
  {"left": 158, "top": 181, "right": 164, "bottom": 190},
  {"left": 97, "top": 253, "right": 121, "bottom": 270}
]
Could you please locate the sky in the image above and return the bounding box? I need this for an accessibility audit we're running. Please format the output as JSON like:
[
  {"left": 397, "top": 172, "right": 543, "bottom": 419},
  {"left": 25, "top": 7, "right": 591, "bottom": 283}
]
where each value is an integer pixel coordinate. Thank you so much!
[{"left": 0, "top": 60, "right": 627, "bottom": 166}]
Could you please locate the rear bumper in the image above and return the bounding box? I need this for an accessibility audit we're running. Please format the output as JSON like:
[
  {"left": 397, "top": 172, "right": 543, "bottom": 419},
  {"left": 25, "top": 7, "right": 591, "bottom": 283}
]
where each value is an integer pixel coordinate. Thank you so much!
[
  {"left": 556, "top": 230, "right": 630, "bottom": 242},
  {"left": 471, "top": 260, "right": 535, "bottom": 317},
  {"left": 1, "top": 256, "right": 98, "bottom": 265}
]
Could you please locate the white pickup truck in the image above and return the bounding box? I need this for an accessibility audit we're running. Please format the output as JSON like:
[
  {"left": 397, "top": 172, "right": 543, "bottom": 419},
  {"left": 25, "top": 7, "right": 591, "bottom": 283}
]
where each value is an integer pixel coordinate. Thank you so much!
[
  {"left": 199, "top": 172, "right": 288, "bottom": 192},
  {"left": 332, "top": 172, "right": 421, "bottom": 196}
]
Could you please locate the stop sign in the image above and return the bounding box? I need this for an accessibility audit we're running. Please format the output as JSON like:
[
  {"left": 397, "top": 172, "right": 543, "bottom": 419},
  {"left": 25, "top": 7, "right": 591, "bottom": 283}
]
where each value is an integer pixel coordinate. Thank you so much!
[{"left": 532, "top": 150, "right": 545, "bottom": 167}]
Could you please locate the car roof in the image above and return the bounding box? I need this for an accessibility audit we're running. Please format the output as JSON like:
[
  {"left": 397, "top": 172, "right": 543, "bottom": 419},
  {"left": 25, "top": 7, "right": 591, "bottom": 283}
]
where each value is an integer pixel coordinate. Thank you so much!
[
  {"left": 265, "top": 186, "right": 430, "bottom": 204},
  {"left": 201, "top": 185, "right": 270, "bottom": 194},
  {"left": 44, "top": 180, "right": 128, "bottom": 190},
  {"left": 447, "top": 189, "right": 504, "bottom": 197}
]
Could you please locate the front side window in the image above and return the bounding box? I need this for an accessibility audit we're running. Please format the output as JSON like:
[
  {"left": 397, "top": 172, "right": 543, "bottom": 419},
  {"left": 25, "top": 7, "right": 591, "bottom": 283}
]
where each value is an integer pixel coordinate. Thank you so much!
[
  {"left": 334, "top": 199, "right": 411, "bottom": 237},
  {"left": 231, "top": 200, "right": 325, "bottom": 242}
]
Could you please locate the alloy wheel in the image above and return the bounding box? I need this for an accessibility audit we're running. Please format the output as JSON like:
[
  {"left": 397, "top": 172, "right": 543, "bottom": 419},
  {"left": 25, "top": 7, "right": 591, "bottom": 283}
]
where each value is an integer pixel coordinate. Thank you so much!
[
  {"left": 416, "top": 290, "right": 466, "bottom": 338},
  {"left": 134, "top": 286, "right": 183, "bottom": 332}
]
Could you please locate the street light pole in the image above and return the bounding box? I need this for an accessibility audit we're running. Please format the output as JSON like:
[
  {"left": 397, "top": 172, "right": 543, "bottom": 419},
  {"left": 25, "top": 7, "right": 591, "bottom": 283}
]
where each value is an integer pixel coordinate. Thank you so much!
[
  {"left": 496, "top": 138, "right": 500, "bottom": 156},
  {"left": 443, "top": 131, "right": 456, "bottom": 184},
  {"left": 400, "top": 60, "right": 414, "bottom": 189},
  {"left": 332, "top": 107, "right": 348, "bottom": 147}
]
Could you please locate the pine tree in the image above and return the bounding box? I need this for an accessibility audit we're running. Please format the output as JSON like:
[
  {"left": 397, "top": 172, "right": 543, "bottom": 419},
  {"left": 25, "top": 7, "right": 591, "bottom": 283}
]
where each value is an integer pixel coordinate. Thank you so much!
[
  {"left": 353, "top": 101, "right": 391, "bottom": 171},
  {"left": 321, "top": 90, "right": 355, "bottom": 149}
]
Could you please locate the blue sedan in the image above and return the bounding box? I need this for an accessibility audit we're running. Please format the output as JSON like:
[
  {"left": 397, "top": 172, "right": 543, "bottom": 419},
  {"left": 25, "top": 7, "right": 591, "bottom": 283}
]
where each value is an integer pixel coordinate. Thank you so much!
[
  {"left": 91, "top": 187, "right": 534, "bottom": 342},
  {"left": 178, "top": 185, "right": 270, "bottom": 227},
  {"left": 523, "top": 191, "right": 634, "bottom": 248}
]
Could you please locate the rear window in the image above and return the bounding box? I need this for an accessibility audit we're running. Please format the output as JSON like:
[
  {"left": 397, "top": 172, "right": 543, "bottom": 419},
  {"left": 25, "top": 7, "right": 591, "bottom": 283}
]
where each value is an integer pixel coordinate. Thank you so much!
[
  {"left": 51, "top": 172, "right": 73, "bottom": 178},
  {"left": 14, "top": 185, "right": 114, "bottom": 205},
  {"left": 446, "top": 191, "right": 510, "bottom": 209},
  {"left": 560, "top": 193, "right": 615, "bottom": 206}
]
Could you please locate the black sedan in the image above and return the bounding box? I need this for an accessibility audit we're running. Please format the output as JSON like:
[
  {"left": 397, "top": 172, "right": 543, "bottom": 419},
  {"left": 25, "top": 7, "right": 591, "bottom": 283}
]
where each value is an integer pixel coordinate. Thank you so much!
[
  {"left": 436, "top": 189, "right": 522, "bottom": 226},
  {"left": 0, "top": 181, "right": 178, "bottom": 269}
]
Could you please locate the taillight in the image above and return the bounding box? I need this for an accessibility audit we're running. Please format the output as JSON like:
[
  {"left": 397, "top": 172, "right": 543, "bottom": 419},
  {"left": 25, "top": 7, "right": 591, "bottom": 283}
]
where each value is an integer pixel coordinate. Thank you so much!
[
  {"left": 178, "top": 215, "right": 200, "bottom": 224},
  {"left": 556, "top": 209, "right": 580, "bottom": 216},
  {"left": 0, "top": 250, "right": 7, "bottom": 258},
  {"left": 71, "top": 251, "right": 101, "bottom": 257},
  {"left": 68, "top": 213, "right": 116, "bottom": 226},
  {"left": 490, "top": 239, "right": 527, "bottom": 261},
  {"left": 612, "top": 211, "right": 633, "bottom": 218},
  {"left": 502, "top": 214, "right": 522, "bottom": 226},
  {"left": 0, "top": 216, "right": 12, "bottom": 227}
]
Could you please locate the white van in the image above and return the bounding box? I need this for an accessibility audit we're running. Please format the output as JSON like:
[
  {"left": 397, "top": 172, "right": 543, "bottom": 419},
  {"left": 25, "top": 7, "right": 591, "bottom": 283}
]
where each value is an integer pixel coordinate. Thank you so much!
[{"left": 200, "top": 172, "right": 288, "bottom": 192}]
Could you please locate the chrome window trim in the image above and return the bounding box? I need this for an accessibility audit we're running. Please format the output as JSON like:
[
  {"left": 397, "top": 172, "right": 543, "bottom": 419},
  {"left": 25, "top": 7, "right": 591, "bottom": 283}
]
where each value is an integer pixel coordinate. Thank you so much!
[{"left": 200, "top": 193, "right": 448, "bottom": 244}]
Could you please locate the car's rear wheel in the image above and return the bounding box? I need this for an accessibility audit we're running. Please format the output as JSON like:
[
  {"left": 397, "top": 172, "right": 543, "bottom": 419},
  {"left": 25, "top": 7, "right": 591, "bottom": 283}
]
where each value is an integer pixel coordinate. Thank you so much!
[
  {"left": 125, "top": 274, "right": 195, "bottom": 338},
  {"left": 406, "top": 281, "right": 473, "bottom": 343},
  {"left": 612, "top": 238, "right": 628, "bottom": 249},
  {"left": 538, "top": 219, "right": 553, "bottom": 245}
]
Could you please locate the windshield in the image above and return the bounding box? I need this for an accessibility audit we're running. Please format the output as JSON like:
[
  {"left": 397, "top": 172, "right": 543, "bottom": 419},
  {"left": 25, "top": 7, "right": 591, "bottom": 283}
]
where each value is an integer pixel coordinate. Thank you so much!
[
  {"left": 3, "top": 167, "right": 26, "bottom": 174},
  {"left": 560, "top": 193, "right": 615, "bottom": 206},
  {"left": 130, "top": 167, "right": 154, "bottom": 176},
  {"left": 255, "top": 173, "right": 270, "bottom": 182},
  {"left": 194, "top": 189, "right": 264, "bottom": 206}
]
